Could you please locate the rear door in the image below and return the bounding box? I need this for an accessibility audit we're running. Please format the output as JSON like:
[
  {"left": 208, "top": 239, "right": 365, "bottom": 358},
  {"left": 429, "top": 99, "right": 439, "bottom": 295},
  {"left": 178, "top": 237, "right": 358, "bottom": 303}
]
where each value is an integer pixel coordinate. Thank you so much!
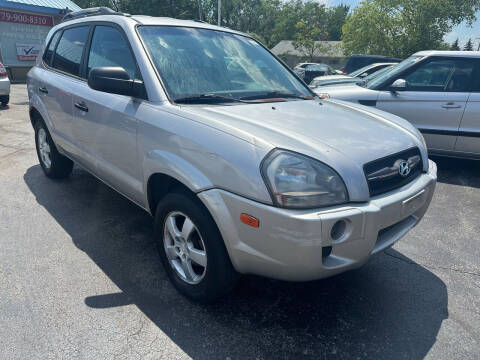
[
  {"left": 69, "top": 24, "right": 143, "bottom": 203},
  {"left": 455, "top": 59, "right": 480, "bottom": 154},
  {"left": 39, "top": 26, "right": 90, "bottom": 150},
  {"left": 376, "top": 57, "right": 475, "bottom": 151}
]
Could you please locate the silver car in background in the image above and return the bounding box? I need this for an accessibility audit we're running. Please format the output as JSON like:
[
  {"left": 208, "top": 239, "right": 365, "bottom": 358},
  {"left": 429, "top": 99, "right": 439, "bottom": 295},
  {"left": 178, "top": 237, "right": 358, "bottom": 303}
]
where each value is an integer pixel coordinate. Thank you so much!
[
  {"left": 0, "top": 62, "right": 10, "bottom": 106},
  {"left": 310, "top": 64, "right": 396, "bottom": 88},
  {"left": 314, "top": 51, "right": 480, "bottom": 159},
  {"left": 27, "top": 8, "right": 436, "bottom": 302}
]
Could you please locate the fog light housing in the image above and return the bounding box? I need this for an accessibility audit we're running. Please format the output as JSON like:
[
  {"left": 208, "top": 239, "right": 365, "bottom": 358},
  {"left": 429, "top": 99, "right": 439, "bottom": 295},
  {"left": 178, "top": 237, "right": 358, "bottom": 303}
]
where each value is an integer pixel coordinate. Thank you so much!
[{"left": 331, "top": 220, "right": 347, "bottom": 241}]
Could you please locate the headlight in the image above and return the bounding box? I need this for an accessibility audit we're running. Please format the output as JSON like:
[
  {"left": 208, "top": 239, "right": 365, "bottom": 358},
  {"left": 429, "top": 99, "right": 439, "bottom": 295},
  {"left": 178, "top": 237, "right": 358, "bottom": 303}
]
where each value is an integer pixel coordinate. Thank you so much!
[{"left": 261, "top": 150, "right": 348, "bottom": 209}]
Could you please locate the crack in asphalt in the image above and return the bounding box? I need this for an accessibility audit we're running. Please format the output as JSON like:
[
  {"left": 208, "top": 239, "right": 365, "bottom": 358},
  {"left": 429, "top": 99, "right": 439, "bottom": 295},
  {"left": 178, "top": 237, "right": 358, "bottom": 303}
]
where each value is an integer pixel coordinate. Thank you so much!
[{"left": 384, "top": 250, "right": 480, "bottom": 277}]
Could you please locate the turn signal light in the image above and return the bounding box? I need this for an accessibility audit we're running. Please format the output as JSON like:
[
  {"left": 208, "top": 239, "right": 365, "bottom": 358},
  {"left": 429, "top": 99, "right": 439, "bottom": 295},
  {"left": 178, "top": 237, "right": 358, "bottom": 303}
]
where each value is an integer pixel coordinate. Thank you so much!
[{"left": 240, "top": 213, "right": 259, "bottom": 228}]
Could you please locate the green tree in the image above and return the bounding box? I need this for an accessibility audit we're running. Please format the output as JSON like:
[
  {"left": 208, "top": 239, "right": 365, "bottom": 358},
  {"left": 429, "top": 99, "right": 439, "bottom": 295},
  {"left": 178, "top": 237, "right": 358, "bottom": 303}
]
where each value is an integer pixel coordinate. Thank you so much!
[
  {"left": 451, "top": 38, "right": 461, "bottom": 50},
  {"left": 325, "top": 5, "right": 349, "bottom": 41},
  {"left": 342, "top": 0, "right": 480, "bottom": 58},
  {"left": 464, "top": 38, "right": 474, "bottom": 50},
  {"left": 293, "top": 21, "right": 331, "bottom": 62},
  {"left": 71, "top": 0, "right": 350, "bottom": 49}
]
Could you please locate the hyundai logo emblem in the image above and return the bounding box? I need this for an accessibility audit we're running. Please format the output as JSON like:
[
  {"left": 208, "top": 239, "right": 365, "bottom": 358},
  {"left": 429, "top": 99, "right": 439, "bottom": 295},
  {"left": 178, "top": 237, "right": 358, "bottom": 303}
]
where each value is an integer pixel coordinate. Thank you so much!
[{"left": 398, "top": 161, "right": 411, "bottom": 177}]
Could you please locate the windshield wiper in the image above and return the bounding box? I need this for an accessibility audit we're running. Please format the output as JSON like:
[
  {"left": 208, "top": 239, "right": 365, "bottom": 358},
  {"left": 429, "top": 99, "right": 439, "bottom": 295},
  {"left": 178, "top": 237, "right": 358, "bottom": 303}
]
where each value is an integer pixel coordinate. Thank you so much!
[
  {"left": 239, "top": 91, "right": 314, "bottom": 101},
  {"left": 174, "top": 93, "right": 251, "bottom": 104}
]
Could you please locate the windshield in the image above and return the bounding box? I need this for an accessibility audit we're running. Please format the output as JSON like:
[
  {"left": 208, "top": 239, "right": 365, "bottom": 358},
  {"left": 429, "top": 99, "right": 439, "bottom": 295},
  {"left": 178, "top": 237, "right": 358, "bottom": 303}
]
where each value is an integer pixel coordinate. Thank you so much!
[
  {"left": 138, "top": 26, "right": 312, "bottom": 103},
  {"left": 366, "top": 56, "right": 423, "bottom": 89}
]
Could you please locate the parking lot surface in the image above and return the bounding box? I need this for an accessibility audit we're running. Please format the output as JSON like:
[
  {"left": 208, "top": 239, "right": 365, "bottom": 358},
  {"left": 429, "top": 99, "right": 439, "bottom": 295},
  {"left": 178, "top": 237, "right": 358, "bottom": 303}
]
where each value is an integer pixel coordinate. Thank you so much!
[{"left": 0, "top": 85, "right": 479, "bottom": 359}]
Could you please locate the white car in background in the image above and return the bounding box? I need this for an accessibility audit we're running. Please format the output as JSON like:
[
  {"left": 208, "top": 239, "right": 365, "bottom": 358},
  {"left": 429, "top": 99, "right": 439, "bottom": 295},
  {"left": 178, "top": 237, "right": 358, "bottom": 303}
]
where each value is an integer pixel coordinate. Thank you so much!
[
  {"left": 314, "top": 51, "right": 480, "bottom": 159},
  {"left": 311, "top": 62, "right": 398, "bottom": 87},
  {"left": 310, "top": 63, "right": 396, "bottom": 88},
  {"left": 0, "top": 62, "right": 10, "bottom": 106}
]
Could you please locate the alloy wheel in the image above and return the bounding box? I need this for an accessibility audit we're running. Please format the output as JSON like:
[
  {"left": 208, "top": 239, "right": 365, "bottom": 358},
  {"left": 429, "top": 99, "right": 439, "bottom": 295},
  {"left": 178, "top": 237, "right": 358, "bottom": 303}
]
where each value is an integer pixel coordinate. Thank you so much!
[
  {"left": 163, "top": 211, "right": 207, "bottom": 284},
  {"left": 38, "top": 128, "right": 52, "bottom": 169}
]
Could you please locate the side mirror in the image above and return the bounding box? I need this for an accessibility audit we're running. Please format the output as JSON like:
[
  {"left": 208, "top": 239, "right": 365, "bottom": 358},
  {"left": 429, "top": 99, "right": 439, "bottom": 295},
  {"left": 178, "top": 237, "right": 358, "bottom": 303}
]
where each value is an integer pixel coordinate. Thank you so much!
[
  {"left": 88, "top": 67, "right": 144, "bottom": 98},
  {"left": 389, "top": 79, "right": 407, "bottom": 92},
  {"left": 359, "top": 73, "right": 368, "bottom": 78},
  {"left": 334, "top": 70, "right": 343, "bottom": 75}
]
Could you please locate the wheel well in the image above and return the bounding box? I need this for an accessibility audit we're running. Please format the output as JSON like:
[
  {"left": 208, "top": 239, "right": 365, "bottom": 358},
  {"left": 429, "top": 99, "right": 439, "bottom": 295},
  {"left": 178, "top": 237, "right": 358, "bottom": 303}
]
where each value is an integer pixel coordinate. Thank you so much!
[
  {"left": 147, "top": 173, "right": 195, "bottom": 216},
  {"left": 29, "top": 107, "right": 43, "bottom": 128}
]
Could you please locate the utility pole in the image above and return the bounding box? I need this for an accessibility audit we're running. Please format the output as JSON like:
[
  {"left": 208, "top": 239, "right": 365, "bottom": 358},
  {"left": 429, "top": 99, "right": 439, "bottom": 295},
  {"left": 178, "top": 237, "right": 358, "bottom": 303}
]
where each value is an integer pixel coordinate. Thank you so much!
[
  {"left": 197, "top": 0, "right": 202, "bottom": 21},
  {"left": 218, "top": 0, "right": 221, "bottom": 26},
  {"left": 477, "top": 37, "right": 480, "bottom": 51}
]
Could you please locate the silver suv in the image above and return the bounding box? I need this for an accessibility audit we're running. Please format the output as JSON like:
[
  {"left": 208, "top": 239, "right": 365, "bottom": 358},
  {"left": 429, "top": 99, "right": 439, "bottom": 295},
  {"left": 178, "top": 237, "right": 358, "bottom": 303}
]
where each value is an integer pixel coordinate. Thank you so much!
[
  {"left": 28, "top": 8, "right": 437, "bottom": 302},
  {"left": 314, "top": 51, "right": 480, "bottom": 159}
]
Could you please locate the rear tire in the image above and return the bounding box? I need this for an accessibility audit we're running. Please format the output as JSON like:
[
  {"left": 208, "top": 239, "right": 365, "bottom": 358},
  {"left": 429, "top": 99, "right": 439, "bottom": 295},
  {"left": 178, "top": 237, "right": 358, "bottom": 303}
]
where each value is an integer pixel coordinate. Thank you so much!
[
  {"left": 34, "top": 120, "right": 73, "bottom": 178},
  {"left": 0, "top": 95, "right": 8, "bottom": 106},
  {"left": 154, "top": 190, "right": 238, "bottom": 303}
]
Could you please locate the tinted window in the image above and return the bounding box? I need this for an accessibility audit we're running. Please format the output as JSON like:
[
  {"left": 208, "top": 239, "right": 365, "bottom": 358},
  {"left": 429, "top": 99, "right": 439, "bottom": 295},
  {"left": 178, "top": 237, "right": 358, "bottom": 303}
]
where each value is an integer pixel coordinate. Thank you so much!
[
  {"left": 404, "top": 58, "right": 475, "bottom": 92},
  {"left": 43, "top": 31, "right": 61, "bottom": 65},
  {"left": 87, "top": 26, "right": 137, "bottom": 79},
  {"left": 52, "top": 26, "right": 89, "bottom": 77}
]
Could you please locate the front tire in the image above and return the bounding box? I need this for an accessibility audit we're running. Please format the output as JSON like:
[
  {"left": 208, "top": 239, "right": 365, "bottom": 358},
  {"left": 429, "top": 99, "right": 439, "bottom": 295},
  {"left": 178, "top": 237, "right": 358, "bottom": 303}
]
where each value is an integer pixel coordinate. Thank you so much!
[
  {"left": 154, "top": 191, "right": 238, "bottom": 303},
  {"left": 34, "top": 120, "right": 73, "bottom": 178}
]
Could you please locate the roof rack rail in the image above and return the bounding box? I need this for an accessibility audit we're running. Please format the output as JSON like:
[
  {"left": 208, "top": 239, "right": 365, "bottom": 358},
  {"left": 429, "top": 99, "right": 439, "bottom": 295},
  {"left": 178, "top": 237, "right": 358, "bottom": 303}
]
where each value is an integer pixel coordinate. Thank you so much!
[{"left": 62, "top": 7, "right": 130, "bottom": 23}]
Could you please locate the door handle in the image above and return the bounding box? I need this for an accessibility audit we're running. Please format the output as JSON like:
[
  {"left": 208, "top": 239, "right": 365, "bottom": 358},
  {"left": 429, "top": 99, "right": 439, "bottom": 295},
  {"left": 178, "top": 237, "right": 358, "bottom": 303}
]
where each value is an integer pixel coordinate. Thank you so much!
[
  {"left": 74, "top": 102, "right": 88, "bottom": 112},
  {"left": 38, "top": 87, "right": 48, "bottom": 94},
  {"left": 442, "top": 103, "right": 461, "bottom": 109}
]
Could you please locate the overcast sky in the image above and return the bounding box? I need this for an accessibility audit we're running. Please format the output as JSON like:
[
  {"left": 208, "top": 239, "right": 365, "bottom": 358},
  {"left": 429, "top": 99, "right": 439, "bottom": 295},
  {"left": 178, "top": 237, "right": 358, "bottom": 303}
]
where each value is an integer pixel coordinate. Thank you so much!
[{"left": 320, "top": 0, "right": 480, "bottom": 49}]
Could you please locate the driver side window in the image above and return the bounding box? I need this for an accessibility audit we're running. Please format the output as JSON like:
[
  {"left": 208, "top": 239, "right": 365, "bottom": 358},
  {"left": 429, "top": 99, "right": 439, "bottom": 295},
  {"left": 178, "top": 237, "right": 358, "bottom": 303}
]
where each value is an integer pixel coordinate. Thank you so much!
[
  {"left": 87, "top": 25, "right": 137, "bottom": 80},
  {"left": 403, "top": 58, "right": 474, "bottom": 92}
]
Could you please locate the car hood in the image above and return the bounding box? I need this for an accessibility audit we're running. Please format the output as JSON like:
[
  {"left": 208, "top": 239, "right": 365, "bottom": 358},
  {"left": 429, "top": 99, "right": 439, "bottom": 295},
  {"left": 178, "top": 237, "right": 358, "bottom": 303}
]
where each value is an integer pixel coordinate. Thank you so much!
[
  {"left": 313, "top": 83, "right": 379, "bottom": 100},
  {"left": 177, "top": 99, "right": 427, "bottom": 201}
]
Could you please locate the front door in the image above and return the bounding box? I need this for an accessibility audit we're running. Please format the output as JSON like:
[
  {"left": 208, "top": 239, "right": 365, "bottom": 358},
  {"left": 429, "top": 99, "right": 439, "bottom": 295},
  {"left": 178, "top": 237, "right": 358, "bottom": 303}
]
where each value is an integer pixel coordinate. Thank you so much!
[
  {"left": 376, "top": 57, "right": 475, "bottom": 151},
  {"left": 71, "top": 25, "right": 144, "bottom": 203}
]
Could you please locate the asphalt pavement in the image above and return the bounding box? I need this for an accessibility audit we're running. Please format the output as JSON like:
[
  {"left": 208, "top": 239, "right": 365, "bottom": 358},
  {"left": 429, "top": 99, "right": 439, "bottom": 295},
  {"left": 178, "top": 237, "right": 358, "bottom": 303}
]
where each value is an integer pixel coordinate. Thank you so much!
[{"left": 0, "top": 84, "right": 478, "bottom": 359}]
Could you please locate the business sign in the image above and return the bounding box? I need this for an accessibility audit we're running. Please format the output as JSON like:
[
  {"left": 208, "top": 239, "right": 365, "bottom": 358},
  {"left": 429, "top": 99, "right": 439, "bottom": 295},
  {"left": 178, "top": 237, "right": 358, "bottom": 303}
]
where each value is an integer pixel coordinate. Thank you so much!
[
  {"left": 0, "top": 9, "right": 53, "bottom": 27},
  {"left": 16, "top": 43, "right": 41, "bottom": 61}
]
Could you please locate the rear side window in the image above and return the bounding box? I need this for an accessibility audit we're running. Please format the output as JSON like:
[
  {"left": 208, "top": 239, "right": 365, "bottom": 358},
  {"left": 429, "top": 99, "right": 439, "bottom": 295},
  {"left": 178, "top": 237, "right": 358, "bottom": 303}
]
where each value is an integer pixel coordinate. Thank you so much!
[
  {"left": 43, "top": 31, "right": 61, "bottom": 66},
  {"left": 52, "top": 26, "right": 89, "bottom": 77},
  {"left": 87, "top": 25, "right": 137, "bottom": 79}
]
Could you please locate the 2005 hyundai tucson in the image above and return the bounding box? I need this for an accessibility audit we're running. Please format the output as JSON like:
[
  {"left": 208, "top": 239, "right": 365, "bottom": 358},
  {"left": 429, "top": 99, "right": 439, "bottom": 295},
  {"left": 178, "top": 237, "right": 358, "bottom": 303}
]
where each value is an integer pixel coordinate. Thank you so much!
[{"left": 27, "top": 7, "right": 437, "bottom": 302}]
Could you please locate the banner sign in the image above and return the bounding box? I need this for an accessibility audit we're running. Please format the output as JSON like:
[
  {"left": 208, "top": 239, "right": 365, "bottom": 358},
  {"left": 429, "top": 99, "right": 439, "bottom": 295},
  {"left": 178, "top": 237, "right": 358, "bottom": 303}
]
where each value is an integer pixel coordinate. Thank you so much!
[
  {"left": 16, "top": 43, "right": 41, "bottom": 61},
  {"left": 0, "top": 10, "right": 53, "bottom": 27}
]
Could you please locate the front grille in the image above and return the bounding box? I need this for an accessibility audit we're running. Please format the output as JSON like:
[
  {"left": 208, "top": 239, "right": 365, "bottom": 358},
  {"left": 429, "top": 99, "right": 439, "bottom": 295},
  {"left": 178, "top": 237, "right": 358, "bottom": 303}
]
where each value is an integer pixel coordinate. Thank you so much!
[{"left": 364, "top": 147, "right": 422, "bottom": 197}]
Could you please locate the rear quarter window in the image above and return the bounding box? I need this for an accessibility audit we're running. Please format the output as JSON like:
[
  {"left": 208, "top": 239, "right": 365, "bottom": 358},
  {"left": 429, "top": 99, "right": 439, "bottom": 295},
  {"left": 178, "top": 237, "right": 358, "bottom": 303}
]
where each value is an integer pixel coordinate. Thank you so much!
[{"left": 43, "top": 31, "right": 61, "bottom": 66}]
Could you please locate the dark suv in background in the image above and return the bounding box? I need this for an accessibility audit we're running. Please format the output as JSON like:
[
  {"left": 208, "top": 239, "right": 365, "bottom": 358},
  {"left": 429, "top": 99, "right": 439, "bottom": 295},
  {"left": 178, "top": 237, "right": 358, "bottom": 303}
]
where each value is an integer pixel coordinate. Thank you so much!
[{"left": 344, "top": 54, "right": 402, "bottom": 74}]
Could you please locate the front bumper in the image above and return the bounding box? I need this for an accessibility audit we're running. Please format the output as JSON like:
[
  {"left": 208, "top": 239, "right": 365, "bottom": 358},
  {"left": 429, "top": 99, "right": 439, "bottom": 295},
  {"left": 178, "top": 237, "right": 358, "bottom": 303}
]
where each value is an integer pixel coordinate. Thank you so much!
[
  {"left": 199, "top": 160, "right": 437, "bottom": 281},
  {"left": 0, "top": 77, "right": 10, "bottom": 95}
]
